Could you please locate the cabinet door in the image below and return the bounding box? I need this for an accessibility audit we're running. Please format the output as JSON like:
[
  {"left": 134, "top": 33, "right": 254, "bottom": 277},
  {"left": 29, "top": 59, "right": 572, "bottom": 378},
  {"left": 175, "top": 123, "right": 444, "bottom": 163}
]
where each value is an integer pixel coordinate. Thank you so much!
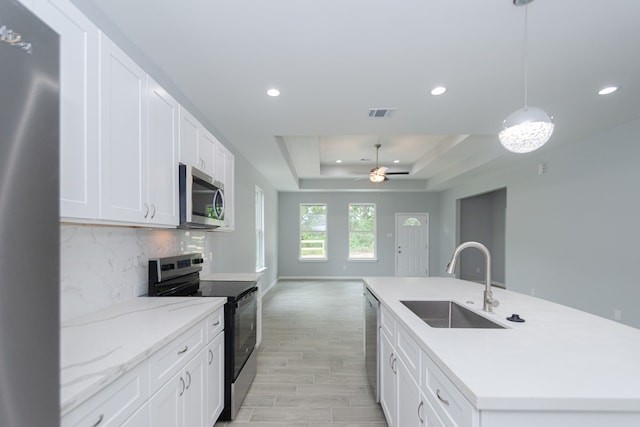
[
  {"left": 379, "top": 330, "right": 396, "bottom": 426},
  {"left": 121, "top": 402, "right": 149, "bottom": 427},
  {"left": 147, "top": 77, "right": 179, "bottom": 226},
  {"left": 214, "top": 142, "right": 226, "bottom": 184},
  {"left": 179, "top": 106, "right": 199, "bottom": 168},
  {"left": 99, "top": 33, "right": 148, "bottom": 223},
  {"left": 397, "top": 357, "right": 423, "bottom": 427},
  {"left": 207, "top": 333, "right": 224, "bottom": 426},
  {"left": 184, "top": 349, "right": 207, "bottom": 427},
  {"left": 34, "top": 0, "right": 99, "bottom": 219},
  {"left": 199, "top": 129, "right": 216, "bottom": 177},
  {"left": 223, "top": 149, "right": 234, "bottom": 230},
  {"left": 149, "top": 373, "right": 184, "bottom": 427}
]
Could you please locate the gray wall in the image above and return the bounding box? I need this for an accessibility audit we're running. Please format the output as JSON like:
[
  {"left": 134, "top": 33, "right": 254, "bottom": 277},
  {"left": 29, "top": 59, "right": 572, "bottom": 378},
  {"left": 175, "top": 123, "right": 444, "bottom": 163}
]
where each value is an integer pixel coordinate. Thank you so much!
[
  {"left": 279, "top": 192, "right": 441, "bottom": 277},
  {"left": 459, "top": 188, "right": 506, "bottom": 285},
  {"left": 208, "top": 154, "right": 279, "bottom": 290},
  {"left": 439, "top": 118, "right": 640, "bottom": 328}
]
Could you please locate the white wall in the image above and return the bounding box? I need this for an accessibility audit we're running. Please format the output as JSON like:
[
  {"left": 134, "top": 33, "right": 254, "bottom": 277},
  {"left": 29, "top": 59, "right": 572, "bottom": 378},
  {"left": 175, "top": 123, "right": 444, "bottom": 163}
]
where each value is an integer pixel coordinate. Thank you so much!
[
  {"left": 278, "top": 191, "right": 441, "bottom": 277},
  {"left": 439, "top": 118, "right": 640, "bottom": 328}
]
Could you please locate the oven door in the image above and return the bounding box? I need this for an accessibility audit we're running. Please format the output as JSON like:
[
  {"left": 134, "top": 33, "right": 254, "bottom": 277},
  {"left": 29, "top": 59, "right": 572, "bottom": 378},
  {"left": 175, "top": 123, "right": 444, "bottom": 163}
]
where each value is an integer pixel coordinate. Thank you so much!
[{"left": 232, "top": 287, "right": 257, "bottom": 379}]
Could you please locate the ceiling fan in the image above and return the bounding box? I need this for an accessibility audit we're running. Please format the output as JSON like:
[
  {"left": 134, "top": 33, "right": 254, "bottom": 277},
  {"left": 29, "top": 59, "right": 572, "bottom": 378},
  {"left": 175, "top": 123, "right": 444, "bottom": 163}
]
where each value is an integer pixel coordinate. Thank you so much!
[{"left": 369, "top": 143, "right": 409, "bottom": 183}]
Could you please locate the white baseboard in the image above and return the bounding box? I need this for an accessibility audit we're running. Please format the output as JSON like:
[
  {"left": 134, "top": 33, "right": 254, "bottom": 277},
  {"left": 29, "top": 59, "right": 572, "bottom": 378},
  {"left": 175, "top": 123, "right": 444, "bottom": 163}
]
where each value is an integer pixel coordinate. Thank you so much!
[{"left": 277, "top": 276, "right": 364, "bottom": 281}]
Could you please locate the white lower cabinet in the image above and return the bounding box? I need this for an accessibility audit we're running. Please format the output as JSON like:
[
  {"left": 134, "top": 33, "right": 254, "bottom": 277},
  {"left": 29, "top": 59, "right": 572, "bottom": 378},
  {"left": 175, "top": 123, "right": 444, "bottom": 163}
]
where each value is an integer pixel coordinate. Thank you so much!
[
  {"left": 379, "top": 328, "right": 397, "bottom": 426},
  {"left": 61, "top": 362, "right": 149, "bottom": 427},
  {"left": 61, "top": 307, "right": 225, "bottom": 427},
  {"left": 150, "top": 347, "right": 207, "bottom": 427},
  {"left": 379, "top": 304, "right": 478, "bottom": 427},
  {"left": 206, "top": 332, "right": 225, "bottom": 426}
]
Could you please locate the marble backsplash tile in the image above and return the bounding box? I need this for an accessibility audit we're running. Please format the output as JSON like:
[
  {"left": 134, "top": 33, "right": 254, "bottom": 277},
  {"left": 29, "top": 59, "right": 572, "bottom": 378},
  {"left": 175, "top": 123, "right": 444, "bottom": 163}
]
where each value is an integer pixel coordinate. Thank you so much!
[{"left": 60, "top": 224, "right": 211, "bottom": 322}]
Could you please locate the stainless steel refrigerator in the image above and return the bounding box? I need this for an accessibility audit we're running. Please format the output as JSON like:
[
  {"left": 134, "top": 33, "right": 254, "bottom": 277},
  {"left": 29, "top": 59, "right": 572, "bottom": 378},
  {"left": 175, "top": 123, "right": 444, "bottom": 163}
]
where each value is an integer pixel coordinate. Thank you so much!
[{"left": 0, "top": 1, "right": 60, "bottom": 425}]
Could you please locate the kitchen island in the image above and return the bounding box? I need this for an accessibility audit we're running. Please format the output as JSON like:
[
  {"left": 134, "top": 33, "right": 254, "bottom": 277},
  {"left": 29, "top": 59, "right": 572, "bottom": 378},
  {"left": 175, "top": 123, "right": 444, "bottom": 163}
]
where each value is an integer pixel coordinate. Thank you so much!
[{"left": 365, "top": 276, "right": 640, "bottom": 426}]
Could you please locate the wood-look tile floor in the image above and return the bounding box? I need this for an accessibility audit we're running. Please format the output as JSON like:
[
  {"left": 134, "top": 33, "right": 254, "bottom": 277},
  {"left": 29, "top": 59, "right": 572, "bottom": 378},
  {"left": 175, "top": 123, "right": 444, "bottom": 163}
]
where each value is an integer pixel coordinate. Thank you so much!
[{"left": 215, "top": 279, "right": 388, "bottom": 427}]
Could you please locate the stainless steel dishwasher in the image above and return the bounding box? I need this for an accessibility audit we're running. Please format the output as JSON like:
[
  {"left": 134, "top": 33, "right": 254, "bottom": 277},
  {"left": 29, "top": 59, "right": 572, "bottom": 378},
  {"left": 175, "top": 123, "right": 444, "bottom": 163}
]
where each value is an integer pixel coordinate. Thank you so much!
[{"left": 364, "top": 287, "right": 380, "bottom": 401}]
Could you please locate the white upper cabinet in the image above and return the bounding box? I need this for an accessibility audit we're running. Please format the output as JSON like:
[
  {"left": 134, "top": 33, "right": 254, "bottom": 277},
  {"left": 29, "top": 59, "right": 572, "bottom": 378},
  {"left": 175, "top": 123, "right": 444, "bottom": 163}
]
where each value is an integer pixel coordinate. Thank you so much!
[
  {"left": 178, "top": 106, "right": 216, "bottom": 178},
  {"left": 214, "top": 141, "right": 226, "bottom": 185},
  {"left": 34, "top": 0, "right": 99, "bottom": 219},
  {"left": 98, "top": 33, "right": 148, "bottom": 223},
  {"left": 178, "top": 106, "right": 199, "bottom": 169},
  {"left": 147, "top": 77, "right": 179, "bottom": 226},
  {"left": 198, "top": 128, "right": 216, "bottom": 178}
]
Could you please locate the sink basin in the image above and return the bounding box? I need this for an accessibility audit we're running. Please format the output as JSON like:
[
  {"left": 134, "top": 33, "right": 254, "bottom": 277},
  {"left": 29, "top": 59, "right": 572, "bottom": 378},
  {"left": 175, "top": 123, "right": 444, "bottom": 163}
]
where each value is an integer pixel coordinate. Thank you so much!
[{"left": 400, "top": 300, "right": 505, "bottom": 329}]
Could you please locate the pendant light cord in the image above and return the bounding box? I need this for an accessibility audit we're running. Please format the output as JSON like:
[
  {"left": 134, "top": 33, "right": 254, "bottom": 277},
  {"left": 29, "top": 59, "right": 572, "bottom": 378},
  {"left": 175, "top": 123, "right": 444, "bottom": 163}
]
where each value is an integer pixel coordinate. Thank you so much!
[{"left": 523, "top": 1, "right": 529, "bottom": 109}]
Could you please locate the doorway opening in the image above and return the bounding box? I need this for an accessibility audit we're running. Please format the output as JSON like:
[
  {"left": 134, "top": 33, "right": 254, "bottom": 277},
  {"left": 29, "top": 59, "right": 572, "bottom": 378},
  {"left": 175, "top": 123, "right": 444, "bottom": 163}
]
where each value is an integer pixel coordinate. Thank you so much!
[{"left": 457, "top": 188, "right": 506, "bottom": 288}]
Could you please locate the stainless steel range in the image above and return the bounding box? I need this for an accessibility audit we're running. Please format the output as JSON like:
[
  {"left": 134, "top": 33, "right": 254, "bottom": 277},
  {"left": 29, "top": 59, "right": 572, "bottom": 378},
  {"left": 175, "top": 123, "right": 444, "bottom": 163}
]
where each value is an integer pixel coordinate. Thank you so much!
[{"left": 148, "top": 253, "right": 257, "bottom": 421}]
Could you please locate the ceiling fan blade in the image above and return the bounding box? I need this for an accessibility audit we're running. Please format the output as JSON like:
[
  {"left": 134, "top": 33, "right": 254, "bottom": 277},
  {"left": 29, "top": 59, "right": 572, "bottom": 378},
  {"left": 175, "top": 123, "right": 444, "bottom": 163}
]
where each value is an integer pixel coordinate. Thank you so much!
[{"left": 385, "top": 171, "right": 410, "bottom": 175}]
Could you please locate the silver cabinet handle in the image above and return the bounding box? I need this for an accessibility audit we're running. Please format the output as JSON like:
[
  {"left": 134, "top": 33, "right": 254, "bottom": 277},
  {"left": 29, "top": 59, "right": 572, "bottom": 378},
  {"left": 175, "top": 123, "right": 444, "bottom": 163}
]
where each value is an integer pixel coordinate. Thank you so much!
[
  {"left": 185, "top": 371, "right": 192, "bottom": 389},
  {"left": 418, "top": 401, "right": 424, "bottom": 424},
  {"left": 391, "top": 357, "right": 397, "bottom": 374},
  {"left": 150, "top": 204, "right": 156, "bottom": 219},
  {"left": 389, "top": 352, "right": 394, "bottom": 369},
  {"left": 179, "top": 377, "right": 186, "bottom": 396},
  {"left": 436, "top": 389, "right": 450, "bottom": 406},
  {"left": 208, "top": 349, "right": 214, "bottom": 365},
  {"left": 212, "top": 320, "right": 220, "bottom": 326},
  {"left": 178, "top": 345, "right": 188, "bottom": 355},
  {"left": 143, "top": 203, "right": 149, "bottom": 219},
  {"left": 91, "top": 414, "right": 104, "bottom": 427}
]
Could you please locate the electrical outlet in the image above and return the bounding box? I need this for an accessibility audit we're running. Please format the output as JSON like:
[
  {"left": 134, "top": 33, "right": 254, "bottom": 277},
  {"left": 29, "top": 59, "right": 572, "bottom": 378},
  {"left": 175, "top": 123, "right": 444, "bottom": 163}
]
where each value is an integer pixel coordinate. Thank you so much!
[{"left": 614, "top": 309, "right": 622, "bottom": 321}]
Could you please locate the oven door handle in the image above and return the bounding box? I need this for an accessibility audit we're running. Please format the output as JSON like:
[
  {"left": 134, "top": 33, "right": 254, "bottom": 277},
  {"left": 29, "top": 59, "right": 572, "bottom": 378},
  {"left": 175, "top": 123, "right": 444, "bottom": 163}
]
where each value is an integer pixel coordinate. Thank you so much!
[{"left": 235, "top": 288, "right": 258, "bottom": 308}]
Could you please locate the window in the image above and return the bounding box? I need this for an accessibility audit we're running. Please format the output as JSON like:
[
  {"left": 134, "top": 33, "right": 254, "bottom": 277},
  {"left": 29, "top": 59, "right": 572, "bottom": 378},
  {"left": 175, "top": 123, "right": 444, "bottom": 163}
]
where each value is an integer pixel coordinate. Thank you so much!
[
  {"left": 349, "top": 203, "right": 376, "bottom": 260},
  {"left": 300, "top": 204, "right": 327, "bottom": 260},
  {"left": 255, "top": 186, "right": 265, "bottom": 271}
]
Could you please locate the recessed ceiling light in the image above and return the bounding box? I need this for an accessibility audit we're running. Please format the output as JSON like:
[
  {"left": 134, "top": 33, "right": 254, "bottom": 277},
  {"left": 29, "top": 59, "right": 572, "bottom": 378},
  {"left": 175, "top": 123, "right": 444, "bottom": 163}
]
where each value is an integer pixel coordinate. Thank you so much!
[
  {"left": 335, "top": 160, "right": 342, "bottom": 164},
  {"left": 430, "top": 86, "right": 447, "bottom": 96},
  {"left": 393, "top": 160, "right": 400, "bottom": 164},
  {"left": 266, "top": 88, "right": 280, "bottom": 97},
  {"left": 598, "top": 85, "right": 619, "bottom": 95}
]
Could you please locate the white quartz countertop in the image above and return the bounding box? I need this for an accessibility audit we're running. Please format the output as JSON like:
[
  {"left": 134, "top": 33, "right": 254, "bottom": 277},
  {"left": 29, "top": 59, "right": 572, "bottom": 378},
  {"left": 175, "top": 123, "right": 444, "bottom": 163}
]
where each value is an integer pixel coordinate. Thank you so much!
[
  {"left": 200, "top": 272, "right": 264, "bottom": 282},
  {"left": 60, "top": 297, "right": 226, "bottom": 415},
  {"left": 364, "top": 277, "right": 640, "bottom": 412}
]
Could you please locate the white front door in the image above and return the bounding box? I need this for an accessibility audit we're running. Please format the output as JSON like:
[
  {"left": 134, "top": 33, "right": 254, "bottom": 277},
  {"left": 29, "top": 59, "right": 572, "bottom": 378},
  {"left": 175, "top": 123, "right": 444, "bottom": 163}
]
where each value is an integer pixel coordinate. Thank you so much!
[{"left": 395, "top": 213, "right": 429, "bottom": 276}]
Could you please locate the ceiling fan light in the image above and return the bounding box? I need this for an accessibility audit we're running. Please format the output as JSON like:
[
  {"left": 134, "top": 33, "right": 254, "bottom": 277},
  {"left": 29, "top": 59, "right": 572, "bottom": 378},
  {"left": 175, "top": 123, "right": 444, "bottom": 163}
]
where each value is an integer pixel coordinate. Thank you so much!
[{"left": 498, "top": 107, "right": 554, "bottom": 153}]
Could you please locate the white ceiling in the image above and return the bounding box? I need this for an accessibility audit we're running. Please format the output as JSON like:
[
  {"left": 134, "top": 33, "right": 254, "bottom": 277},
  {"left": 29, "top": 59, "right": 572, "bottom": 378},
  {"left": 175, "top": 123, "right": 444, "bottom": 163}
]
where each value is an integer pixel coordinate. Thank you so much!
[{"left": 82, "top": 0, "right": 640, "bottom": 191}]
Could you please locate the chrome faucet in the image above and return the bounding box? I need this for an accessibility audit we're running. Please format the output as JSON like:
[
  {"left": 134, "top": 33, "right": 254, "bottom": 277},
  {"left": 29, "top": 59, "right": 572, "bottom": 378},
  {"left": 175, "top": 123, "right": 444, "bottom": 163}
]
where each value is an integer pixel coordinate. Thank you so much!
[{"left": 446, "top": 241, "right": 499, "bottom": 313}]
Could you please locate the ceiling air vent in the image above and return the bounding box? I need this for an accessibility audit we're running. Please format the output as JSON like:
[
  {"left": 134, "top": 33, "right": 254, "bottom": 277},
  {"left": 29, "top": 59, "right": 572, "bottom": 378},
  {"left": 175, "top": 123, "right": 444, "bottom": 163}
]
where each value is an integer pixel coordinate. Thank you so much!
[{"left": 368, "top": 108, "right": 396, "bottom": 118}]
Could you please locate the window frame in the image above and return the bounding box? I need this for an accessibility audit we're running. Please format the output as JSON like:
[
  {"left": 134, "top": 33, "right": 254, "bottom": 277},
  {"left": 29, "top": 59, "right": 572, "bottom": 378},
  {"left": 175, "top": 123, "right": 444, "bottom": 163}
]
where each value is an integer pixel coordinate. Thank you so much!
[
  {"left": 348, "top": 203, "right": 377, "bottom": 261},
  {"left": 255, "top": 186, "right": 266, "bottom": 272},
  {"left": 299, "top": 203, "right": 328, "bottom": 261}
]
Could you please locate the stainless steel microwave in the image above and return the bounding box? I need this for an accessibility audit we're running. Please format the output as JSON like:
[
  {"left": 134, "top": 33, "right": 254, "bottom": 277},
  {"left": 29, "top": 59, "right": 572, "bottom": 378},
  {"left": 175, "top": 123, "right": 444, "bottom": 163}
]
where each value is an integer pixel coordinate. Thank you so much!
[{"left": 178, "top": 164, "right": 225, "bottom": 229}]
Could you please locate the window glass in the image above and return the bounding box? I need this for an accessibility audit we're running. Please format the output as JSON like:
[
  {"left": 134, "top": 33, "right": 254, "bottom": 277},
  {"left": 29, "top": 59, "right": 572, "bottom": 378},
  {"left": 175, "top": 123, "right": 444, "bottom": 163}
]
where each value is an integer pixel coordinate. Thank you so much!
[
  {"left": 255, "top": 186, "right": 265, "bottom": 271},
  {"left": 349, "top": 203, "right": 376, "bottom": 259},
  {"left": 403, "top": 217, "right": 421, "bottom": 227},
  {"left": 300, "top": 204, "right": 327, "bottom": 259}
]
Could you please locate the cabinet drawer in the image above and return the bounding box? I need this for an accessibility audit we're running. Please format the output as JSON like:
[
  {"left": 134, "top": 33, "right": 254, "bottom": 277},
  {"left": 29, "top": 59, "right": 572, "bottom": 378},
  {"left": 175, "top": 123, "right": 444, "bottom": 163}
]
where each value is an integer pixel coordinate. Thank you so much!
[
  {"left": 396, "top": 323, "right": 420, "bottom": 379},
  {"left": 421, "top": 353, "right": 477, "bottom": 427},
  {"left": 206, "top": 307, "right": 224, "bottom": 342},
  {"left": 380, "top": 304, "right": 396, "bottom": 339},
  {"left": 149, "top": 320, "right": 206, "bottom": 393},
  {"left": 62, "top": 362, "right": 149, "bottom": 427}
]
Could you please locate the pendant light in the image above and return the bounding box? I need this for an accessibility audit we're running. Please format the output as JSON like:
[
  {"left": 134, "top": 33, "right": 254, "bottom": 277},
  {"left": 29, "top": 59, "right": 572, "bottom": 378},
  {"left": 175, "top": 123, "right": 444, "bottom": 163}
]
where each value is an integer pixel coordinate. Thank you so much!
[{"left": 499, "top": 0, "right": 554, "bottom": 154}]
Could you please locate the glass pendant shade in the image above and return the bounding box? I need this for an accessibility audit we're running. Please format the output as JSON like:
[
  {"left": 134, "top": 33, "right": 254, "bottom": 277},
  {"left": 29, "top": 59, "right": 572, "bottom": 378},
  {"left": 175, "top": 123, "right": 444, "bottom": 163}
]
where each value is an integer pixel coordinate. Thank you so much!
[
  {"left": 369, "top": 167, "right": 386, "bottom": 183},
  {"left": 498, "top": 106, "right": 554, "bottom": 153}
]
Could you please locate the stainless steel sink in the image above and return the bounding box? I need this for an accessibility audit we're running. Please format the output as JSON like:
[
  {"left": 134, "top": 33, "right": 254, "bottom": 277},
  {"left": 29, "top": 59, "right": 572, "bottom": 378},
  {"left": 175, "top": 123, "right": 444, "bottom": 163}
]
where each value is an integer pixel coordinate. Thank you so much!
[{"left": 400, "top": 300, "right": 505, "bottom": 329}]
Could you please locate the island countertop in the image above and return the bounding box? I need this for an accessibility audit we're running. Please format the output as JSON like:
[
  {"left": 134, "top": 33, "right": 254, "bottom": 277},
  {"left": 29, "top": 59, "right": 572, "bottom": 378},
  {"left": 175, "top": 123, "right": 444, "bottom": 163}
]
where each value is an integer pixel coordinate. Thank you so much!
[
  {"left": 364, "top": 276, "right": 640, "bottom": 413},
  {"left": 60, "top": 297, "right": 226, "bottom": 415}
]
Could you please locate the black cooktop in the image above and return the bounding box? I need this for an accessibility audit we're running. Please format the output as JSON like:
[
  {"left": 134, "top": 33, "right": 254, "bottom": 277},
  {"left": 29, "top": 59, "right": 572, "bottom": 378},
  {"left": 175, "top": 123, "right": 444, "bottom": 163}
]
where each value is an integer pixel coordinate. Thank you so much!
[{"left": 198, "top": 280, "right": 257, "bottom": 299}]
